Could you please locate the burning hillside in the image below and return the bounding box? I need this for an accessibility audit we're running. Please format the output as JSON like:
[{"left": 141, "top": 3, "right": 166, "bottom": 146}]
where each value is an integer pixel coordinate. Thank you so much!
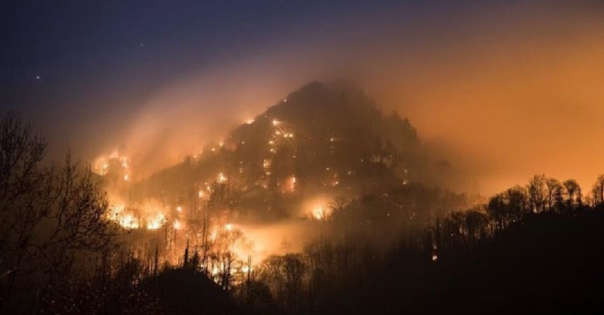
[{"left": 92, "top": 81, "right": 465, "bottom": 284}]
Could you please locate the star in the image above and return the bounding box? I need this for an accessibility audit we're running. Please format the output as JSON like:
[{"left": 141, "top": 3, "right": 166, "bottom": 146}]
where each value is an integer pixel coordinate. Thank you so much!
[{"left": 35, "top": 74, "right": 40, "bottom": 80}]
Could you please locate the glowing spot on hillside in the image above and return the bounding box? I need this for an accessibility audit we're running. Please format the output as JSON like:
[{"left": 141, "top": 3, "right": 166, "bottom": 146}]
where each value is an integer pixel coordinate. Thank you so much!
[
  {"left": 173, "top": 219, "right": 182, "bottom": 230},
  {"left": 146, "top": 213, "right": 166, "bottom": 230}
]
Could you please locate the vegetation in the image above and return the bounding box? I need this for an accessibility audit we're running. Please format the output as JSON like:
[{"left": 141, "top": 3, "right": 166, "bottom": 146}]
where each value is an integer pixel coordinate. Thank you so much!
[{"left": 2, "top": 86, "right": 604, "bottom": 314}]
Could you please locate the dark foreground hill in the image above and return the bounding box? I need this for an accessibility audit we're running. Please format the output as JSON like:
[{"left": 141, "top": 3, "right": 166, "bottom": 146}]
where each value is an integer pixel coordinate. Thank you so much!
[
  {"left": 137, "top": 210, "right": 604, "bottom": 315},
  {"left": 324, "top": 210, "right": 604, "bottom": 315}
]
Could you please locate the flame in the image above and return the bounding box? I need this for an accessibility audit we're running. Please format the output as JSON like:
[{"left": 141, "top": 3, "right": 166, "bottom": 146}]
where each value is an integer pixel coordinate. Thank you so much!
[
  {"left": 173, "top": 219, "right": 182, "bottom": 230},
  {"left": 119, "top": 213, "right": 140, "bottom": 229},
  {"left": 263, "top": 159, "right": 271, "bottom": 169},
  {"left": 146, "top": 213, "right": 167, "bottom": 230},
  {"left": 106, "top": 204, "right": 141, "bottom": 229},
  {"left": 217, "top": 172, "right": 227, "bottom": 183},
  {"left": 312, "top": 206, "right": 326, "bottom": 220},
  {"left": 305, "top": 197, "right": 333, "bottom": 220},
  {"left": 93, "top": 150, "right": 130, "bottom": 176},
  {"left": 283, "top": 175, "right": 296, "bottom": 193}
]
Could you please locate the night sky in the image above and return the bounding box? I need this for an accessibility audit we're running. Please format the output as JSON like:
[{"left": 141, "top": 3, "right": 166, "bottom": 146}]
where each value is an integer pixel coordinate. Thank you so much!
[
  {"left": 2, "top": 0, "right": 467, "bottom": 157},
  {"left": 3, "top": 0, "right": 604, "bottom": 194},
  {"left": 3, "top": 0, "right": 437, "bottom": 115}
]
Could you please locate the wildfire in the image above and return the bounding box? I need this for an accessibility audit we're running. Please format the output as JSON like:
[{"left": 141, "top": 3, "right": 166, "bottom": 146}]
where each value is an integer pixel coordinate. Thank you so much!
[
  {"left": 119, "top": 213, "right": 140, "bottom": 229},
  {"left": 217, "top": 172, "right": 227, "bottom": 183},
  {"left": 93, "top": 150, "right": 130, "bottom": 177},
  {"left": 146, "top": 213, "right": 167, "bottom": 230},
  {"left": 107, "top": 204, "right": 141, "bottom": 229},
  {"left": 305, "top": 197, "right": 333, "bottom": 220},
  {"left": 312, "top": 206, "right": 326, "bottom": 220},
  {"left": 173, "top": 219, "right": 183, "bottom": 230},
  {"left": 283, "top": 175, "right": 296, "bottom": 193},
  {"left": 263, "top": 159, "right": 271, "bottom": 169}
]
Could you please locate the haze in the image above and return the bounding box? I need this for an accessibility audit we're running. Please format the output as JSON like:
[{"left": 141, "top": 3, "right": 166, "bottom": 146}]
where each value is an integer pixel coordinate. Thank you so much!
[{"left": 5, "top": 0, "right": 604, "bottom": 195}]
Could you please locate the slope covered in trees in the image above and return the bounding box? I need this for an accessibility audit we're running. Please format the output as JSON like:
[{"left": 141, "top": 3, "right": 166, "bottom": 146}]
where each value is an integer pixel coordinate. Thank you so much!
[
  {"left": 124, "top": 81, "right": 450, "bottom": 222},
  {"left": 3, "top": 81, "right": 604, "bottom": 314}
]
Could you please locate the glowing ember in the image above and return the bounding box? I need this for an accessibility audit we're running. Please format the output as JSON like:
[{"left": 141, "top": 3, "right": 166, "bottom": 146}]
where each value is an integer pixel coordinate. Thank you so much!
[
  {"left": 173, "top": 219, "right": 182, "bottom": 230},
  {"left": 246, "top": 118, "right": 255, "bottom": 124},
  {"left": 217, "top": 172, "right": 227, "bottom": 183},
  {"left": 284, "top": 175, "right": 296, "bottom": 193},
  {"left": 312, "top": 206, "right": 325, "bottom": 220},
  {"left": 119, "top": 213, "right": 139, "bottom": 229},
  {"left": 176, "top": 206, "right": 183, "bottom": 212},
  {"left": 146, "top": 213, "right": 167, "bottom": 230},
  {"left": 225, "top": 223, "right": 233, "bottom": 231},
  {"left": 263, "top": 159, "right": 271, "bottom": 168},
  {"left": 93, "top": 150, "right": 131, "bottom": 176},
  {"left": 198, "top": 190, "right": 205, "bottom": 198},
  {"left": 306, "top": 198, "right": 333, "bottom": 220},
  {"left": 123, "top": 174, "right": 129, "bottom": 181},
  {"left": 272, "top": 119, "right": 280, "bottom": 126}
]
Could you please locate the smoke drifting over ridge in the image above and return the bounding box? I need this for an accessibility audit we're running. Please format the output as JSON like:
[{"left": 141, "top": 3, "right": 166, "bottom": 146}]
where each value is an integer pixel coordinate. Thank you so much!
[{"left": 26, "top": 1, "right": 604, "bottom": 195}]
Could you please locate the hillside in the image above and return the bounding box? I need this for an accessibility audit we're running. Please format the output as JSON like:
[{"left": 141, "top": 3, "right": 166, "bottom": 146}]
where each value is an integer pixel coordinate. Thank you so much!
[{"left": 121, "top": 81, "right": 449, "bottom": 221}]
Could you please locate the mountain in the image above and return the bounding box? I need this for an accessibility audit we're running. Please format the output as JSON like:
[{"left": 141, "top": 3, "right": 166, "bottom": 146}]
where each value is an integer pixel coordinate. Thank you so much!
[{"left": 123, "top": 81, "right": 449, "bottom": 221}]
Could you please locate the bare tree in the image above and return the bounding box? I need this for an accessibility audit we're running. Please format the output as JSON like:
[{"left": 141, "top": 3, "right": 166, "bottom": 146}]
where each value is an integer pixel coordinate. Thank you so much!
[
  {"left": 545, "top": 178, "right": 562, "bottom": 211},
  {"left": 591, "top": 175, "right": 604, "bottom": 207},
  {"left": 0, "top": 113, "right": 116, "bottom": 312},
  {"left": 563, "top": 179, "right": 582, "bottom": 210},
  {"left": 527, "top": 175, "right": 547, "bottom": 213}
]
